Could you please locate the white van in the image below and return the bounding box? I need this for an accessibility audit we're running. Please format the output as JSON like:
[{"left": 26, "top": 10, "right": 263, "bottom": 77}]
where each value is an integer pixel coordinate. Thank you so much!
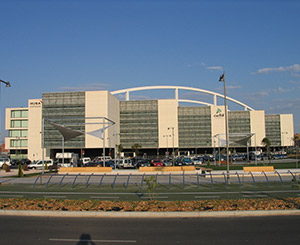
[
  {"left": 116, "top": 159, "right": 134, "bottom": 168},
  {"left": 93, "top": 156, "right": 112, "bottom": 162},
  {"left": 81, "top": 157, "right": 91, "bottom": 165},
  {"left": 56, "top": 152, "right": 79, "bottom": 167},
  {"left": 28, "top": 159, "right": 53, "bottom": 170}
]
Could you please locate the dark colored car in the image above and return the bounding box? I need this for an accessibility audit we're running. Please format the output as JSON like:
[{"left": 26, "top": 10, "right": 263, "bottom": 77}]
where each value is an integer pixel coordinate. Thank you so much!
[
  {"left": 20, "top": 158, "right": 31, "bottom": 165},
  {"left": 136, "top": 159, "right": 150, "bottom": 168},
  {"left": 162, "top": 158, "right": 173, "bottom": 166},
  {"left": 85, "top": 161, "right": 102, "bottom": 167},
  {"left": 86, "top": 160, "right": 116, "bottom": 168}
]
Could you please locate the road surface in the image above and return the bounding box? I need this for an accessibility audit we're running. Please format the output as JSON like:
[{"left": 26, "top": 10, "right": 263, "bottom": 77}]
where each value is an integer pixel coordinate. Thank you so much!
[{"left": 0, "top": 215, "right": 300, "bottom": 244}]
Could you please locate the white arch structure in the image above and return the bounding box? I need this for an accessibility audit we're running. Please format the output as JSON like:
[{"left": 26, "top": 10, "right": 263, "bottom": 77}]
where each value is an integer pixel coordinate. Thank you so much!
[{"left": 111, "top": 85, "right": 254, "bottom": 111}]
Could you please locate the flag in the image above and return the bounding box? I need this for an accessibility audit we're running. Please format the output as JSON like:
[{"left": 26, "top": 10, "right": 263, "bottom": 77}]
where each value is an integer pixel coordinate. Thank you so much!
[{"left": 219, "top": 73, "right": 225, "bottom": 82}]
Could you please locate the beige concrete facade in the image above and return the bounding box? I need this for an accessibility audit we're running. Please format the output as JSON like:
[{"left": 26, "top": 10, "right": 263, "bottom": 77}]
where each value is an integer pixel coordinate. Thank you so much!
[
  {"left": 210, "top": 105, "right": 226, "bottom": 147},
  {"left": 27, "top": 99, "right": 49, "bottom": 161},
  {"left": 5, "top": 107, "right": 28, "bottom": 155},
  {"left": 85, "top": 91, "right": 119, "bottom": 148},
  {"left": 158, "top": 99, "right": 178, "bottom": 148},
  {"left": 280, "top": 114, "right": 294, "bottom": 146},
  {"left": 4, "top": 90, "right": 295, "bottom": 160},
  {"left": 27, "top": 99, "right": 42, "bottom": 160},
  {"left": 250, "top": 110, "right": 266, "bottom": 147}
]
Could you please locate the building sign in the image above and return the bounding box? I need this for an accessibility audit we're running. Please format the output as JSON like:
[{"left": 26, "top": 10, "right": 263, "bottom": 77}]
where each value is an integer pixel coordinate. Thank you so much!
[
  {"left": 29, "top": 100, "right": 42, "bottom": 108},
  {"left": 214, "top": 108, "right": 225, "bottom": 118}
]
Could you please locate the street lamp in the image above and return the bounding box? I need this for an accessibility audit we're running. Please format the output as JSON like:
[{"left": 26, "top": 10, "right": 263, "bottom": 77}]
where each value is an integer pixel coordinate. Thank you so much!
[
  {"left": 163, "top": 134, "right": 171, "bottom": 157},
  {"left": 219, "top": 72, "right": 230, "bottom": 179},
  {"left": 0, "top": 79, "right": 11, "bottom": 156},
  {"left": 281, "top": 132, "right": 288, "bottom": 153},
  {"left": 168, "top": 127, "right": 175, "bottom": 165},
  {"left": 0, "top": 79, "right": 11, "bottom": 87}
]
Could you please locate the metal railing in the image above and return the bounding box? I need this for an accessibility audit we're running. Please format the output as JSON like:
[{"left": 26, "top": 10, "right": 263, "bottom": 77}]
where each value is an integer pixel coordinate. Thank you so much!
[{"left": 33, "top": 170, "right": 300, "bottom": 190}]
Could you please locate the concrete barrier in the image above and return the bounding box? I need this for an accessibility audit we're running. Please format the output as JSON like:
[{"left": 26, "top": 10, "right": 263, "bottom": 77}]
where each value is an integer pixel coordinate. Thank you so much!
[
  {"left": 139, "top": 166, "right": 195, "bottom": 172},
  {"left": 243, "top": 166, "right": 274, "bottom": 172},
  {"left": 58, "top": 167, "right": 112, "bottom": 173}
]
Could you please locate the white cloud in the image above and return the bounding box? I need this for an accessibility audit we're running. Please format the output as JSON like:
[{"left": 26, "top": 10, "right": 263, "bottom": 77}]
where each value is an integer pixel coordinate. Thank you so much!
[
  {"left": 273, "top": 87, "right": 289, "bottom": 93},
  {"left": 206, "top": 66, "right": 223, "bottom": 71},
  {"left": 59, "top": 83, "right": 109, "bottom": 91},
  {"left": 244, "top": 90, "right": 270, "bottom": 101},
  {"left": 185, "top": 61, "right": 206, "bottom": 68},
  {"left": 291, "top": 73, "right": 300, "bottom": 78},
  {"left": 255, "top": 64, "right": 300, "bottom": 74},
  {"left": 226, "top": 85, "right": 241, "bottom": 90}
]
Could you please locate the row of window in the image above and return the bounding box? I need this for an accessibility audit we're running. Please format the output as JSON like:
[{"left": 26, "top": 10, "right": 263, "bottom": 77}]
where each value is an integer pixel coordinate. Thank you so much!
[
  {"left": 10, "top": 139, "right": 28, "bottom": 147},
  {"left": 9, "top": 130, "right": 28, "bottom": 137},
  {"left": 10, "top": 120, "right": 28, "bottom": 128},
  {"left": 11, "top": 110, "right": 28, "bottom": 118}
]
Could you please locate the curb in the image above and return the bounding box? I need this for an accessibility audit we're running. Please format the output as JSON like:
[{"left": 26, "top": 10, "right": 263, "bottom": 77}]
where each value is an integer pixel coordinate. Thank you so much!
[{"left": 1, "top": 209, "right": 300, "bottom": 218}]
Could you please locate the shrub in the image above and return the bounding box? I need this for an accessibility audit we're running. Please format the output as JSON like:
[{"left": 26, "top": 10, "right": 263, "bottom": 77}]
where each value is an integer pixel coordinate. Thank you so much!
[
  {"left": 207, "top": 159, "right": 210, "bottom": 167},
  {"left": 18, "top": 164, "right": 24, "bottom": 177},
  {"left": 23, "top": 163, "right": 29, "bottom": 171},
  {"left": 2, "top": 163, "right": 10, "bottom": 172},
  {"left": 144, "top": 176, "right": 158, "bottom": 200}
]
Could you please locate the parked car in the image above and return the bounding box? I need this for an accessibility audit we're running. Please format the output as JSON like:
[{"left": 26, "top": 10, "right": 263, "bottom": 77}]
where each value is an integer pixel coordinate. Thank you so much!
[
  {"left": 11, "top": 159, "right": 20, "bottom": 166},
  {"left": 193, "top": 157, "right": 203, "bottom": 165},
  {"left": 136, "top": 159, "right": 150, "bottom": 168},
  {"left": 20, "top": 158, "right": 31, "bottom": 165},
  {"left": 81, "top": 157, "right": 91, "bottom": 166},
  {"left": 116, "top": 159, "right": 135, "bottom": 168},
  {"left": 28, "top": 159, "right": 53, "bottom": 170},
  {"left": 162, "top": 158, "right": 172, "bottom": 166},
  {"left": 0, "top": 158, "right": 11, "bottom": 168},
  {"left": 85, "top": 161, "right": 102, "bottom": 167},
  {"left": 182, "top": 158, "right": 193, "bottom": 165},
  {"left": 151, "top": 159, "right": 164, "bottom": 167}
]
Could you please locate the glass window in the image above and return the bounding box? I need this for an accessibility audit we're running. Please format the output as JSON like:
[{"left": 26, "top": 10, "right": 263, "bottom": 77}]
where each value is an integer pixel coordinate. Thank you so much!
[
  {"left": 9, "top": 130, "right": 28, "bottom": 137},
  {"left": 10, "top": 139, "right": 28, "bottom": 147},
  {"left": 10, "top": 120, "right": 28, "bottom": 128},
  {"left": 11, "top": 110, "right": 28, "bottom": 118}
]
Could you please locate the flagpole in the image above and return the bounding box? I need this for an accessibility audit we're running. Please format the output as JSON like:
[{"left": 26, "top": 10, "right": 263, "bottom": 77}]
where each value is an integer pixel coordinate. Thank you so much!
[{"left": 219, "top": 72, "right": 230, "bottom": 179}]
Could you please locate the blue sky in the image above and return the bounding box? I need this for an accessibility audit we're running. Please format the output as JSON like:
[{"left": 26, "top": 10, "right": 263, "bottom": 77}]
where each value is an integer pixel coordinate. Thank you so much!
[{"left": 0, "top": 0, "right": 300, "bottom": 141}]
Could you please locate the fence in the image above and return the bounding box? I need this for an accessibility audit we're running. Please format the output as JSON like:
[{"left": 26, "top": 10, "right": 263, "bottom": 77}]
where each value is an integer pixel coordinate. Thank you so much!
[{"left": 33, "top": 170, "right": 300, "bottom": 190}]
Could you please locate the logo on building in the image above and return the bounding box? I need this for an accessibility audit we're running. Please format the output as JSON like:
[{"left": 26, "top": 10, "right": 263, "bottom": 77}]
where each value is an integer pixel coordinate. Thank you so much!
[
  {"left": 29, "top": 100, "right": 42, "bottom": 107},
  {"left": 214, "top": 108, "right": 224, "bottom": 118}
]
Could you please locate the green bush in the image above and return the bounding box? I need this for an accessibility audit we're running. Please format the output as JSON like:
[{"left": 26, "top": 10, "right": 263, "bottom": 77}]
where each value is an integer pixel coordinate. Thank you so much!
[
  {"left": 18, "top": 164, "right": 24, "bottom": 177},
  {"left": 144, "top": 176, "right": 158, "bottom": 200},
  {"left": 207, "top": 159, "right": 210, "bottom": 167},
  {"left": 2, "top": 163, "right": 10, "bottom": 172}
]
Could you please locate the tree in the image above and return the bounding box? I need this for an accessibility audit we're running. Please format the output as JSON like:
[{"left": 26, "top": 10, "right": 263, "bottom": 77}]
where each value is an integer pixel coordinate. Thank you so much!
[
  {"left": 261, "top": 137, "right": 271, "bottom": 165},
  {"left": 131, "top": 143, "right": 142, "bottom": 157},
  {"left": 117, "top": 144, "right": 123, "bottom": 154}
]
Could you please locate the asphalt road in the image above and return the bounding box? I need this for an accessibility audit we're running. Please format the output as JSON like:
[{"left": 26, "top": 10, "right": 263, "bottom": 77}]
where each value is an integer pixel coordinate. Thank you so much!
[{"left": 0, "top": 215, "right": 300, "bottom": 244}]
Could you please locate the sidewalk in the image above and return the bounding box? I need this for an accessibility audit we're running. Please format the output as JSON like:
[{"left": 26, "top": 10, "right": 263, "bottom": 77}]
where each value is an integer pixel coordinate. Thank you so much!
[
  {"left": 1, "top": 209, "right": 300, "bottom": 218},
  {"left": 0, "top": 169, "right": 41, "bottom": 178}
]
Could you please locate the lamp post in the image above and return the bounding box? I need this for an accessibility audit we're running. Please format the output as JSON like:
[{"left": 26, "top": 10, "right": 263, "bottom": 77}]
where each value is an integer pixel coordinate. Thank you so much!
[
  {"left": 163, "top": 134, "right": 171, "bottom": 157},
  {"left": 0, "top": 79, "right": 11, "bottom": 158},
  {"left": 0, "top": 79, "right": 11, "bottom": 88},
  {"left": 281, "top": 132, "right": 288, "bottom": 153},
  {"left": 219, "top": 73, "right": 230, "bottom": 179},
  {"left": 168, "top": 127, "right": 175, "bottom": 165}
]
